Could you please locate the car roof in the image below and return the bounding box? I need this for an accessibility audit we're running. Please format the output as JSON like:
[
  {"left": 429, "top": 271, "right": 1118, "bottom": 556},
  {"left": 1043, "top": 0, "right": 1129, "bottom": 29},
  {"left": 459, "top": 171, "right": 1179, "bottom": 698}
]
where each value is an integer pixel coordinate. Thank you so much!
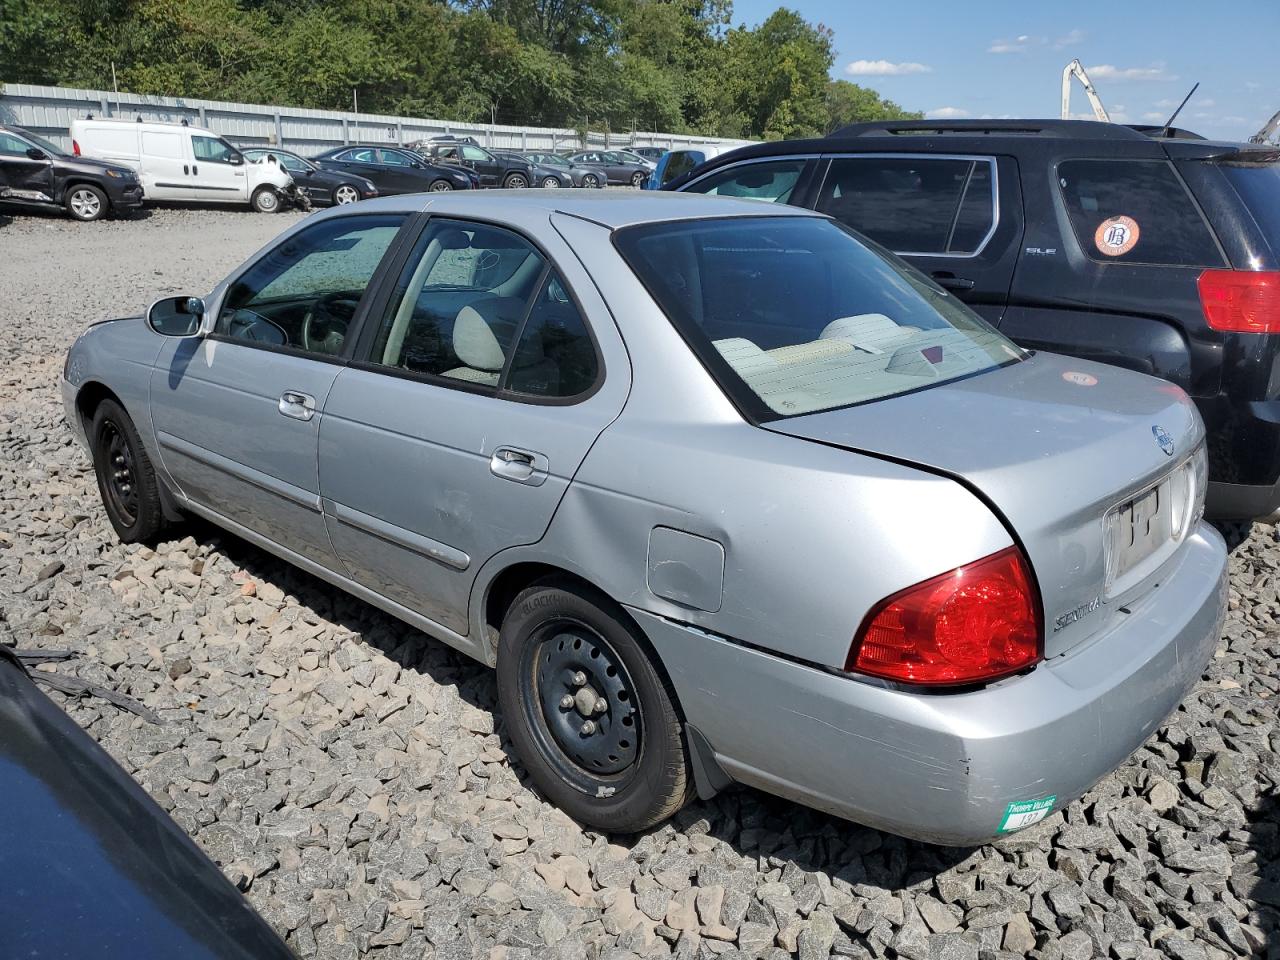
[{"left": 314, "top": 189, "right": 823, "bottom": 229}]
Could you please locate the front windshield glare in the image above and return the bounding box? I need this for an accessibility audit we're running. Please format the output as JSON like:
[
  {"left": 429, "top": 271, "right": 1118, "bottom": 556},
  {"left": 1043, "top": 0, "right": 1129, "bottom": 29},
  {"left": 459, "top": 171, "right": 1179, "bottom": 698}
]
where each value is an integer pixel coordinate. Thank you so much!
[{"left": 614, "top": 216, "right": 1024, "bottom": 419}]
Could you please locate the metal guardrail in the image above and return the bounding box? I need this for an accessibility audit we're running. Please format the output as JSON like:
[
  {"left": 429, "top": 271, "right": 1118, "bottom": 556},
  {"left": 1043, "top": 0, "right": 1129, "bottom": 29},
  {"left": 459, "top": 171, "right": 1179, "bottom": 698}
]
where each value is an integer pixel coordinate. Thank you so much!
[{"left": 0, "top": 83, "right": 749, "bottom": 156}]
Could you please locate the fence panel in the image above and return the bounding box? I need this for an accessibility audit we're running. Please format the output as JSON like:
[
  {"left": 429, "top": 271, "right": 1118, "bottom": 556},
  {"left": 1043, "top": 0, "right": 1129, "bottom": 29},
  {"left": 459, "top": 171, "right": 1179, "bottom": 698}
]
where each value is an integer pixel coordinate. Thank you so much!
[{"left": 0, "top": 83, "right": 748, "bottom": 156}]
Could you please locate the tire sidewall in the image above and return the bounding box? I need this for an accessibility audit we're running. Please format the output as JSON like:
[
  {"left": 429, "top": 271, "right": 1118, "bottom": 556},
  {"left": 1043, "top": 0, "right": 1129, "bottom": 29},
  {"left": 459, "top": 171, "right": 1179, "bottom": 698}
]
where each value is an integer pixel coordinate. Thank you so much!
[
  {"left": 631, "top": 172, "right": 645, "bottom": 188},
  {"left": 334, "top": 183, "right": 360, "bottom": 204},
  {"left": 252, "top": 187, "right": 279, "bottom": 213},
  {"left": 505, "top": 174, "right": 528, "bottom": 189},
  {"left": 583, "top": 174, "right": 599, "bottom": 189},
  {"left": 497, "top": 581, "right": 689, "bottom": 833}
]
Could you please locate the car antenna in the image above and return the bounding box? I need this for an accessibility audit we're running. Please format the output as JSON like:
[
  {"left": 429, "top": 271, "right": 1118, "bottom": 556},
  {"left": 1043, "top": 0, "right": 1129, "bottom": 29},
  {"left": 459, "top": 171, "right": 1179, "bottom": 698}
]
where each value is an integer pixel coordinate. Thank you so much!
[{"left": 1160, "top": 82, "right": 1199, "bottom": 137}]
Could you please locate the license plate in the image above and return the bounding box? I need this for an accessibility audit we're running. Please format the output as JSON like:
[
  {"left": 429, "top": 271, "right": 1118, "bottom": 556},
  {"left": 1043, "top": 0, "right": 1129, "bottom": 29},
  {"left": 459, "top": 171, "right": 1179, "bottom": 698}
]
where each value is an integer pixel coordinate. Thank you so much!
[{"left": 1105, "top": 476, "right": 1174, "bottom": 594}]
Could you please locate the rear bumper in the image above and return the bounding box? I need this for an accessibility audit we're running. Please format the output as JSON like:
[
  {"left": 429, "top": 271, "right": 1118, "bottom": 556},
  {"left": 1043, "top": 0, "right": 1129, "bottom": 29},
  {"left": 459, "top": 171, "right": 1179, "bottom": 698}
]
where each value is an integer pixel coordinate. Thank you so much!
[
  {"left": 1200, "top": 396, "right": 1280, "bottom": 518},
  {"left": 632, "top": 524, "right": 1226, "bottom": 845}
]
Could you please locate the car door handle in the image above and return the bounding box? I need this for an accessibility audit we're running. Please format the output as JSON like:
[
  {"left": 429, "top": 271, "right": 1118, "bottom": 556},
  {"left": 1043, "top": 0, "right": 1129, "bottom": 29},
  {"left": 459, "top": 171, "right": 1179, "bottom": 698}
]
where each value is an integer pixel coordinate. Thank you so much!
[
  {"left": 931, "top": 272, "right": 975, "bottom": 291},
  {"left": 490, "top": 447, "right": 539, "bottom": 482},
  {"left": 183, "top": 164, "right": 189, "bottom": 175},
  {"left": 278, "top": 390, "right": 316, "bottom": 421},
  {"left": 192, "top": 164, "right": 198, "bottom": 176}
]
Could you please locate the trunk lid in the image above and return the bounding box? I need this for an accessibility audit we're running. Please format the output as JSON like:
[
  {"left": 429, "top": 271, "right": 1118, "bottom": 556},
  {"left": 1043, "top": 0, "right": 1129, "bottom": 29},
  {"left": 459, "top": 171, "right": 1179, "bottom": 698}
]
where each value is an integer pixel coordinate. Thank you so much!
[{"left": 766, "top": 351, "right": 1205, "bottom": 658}]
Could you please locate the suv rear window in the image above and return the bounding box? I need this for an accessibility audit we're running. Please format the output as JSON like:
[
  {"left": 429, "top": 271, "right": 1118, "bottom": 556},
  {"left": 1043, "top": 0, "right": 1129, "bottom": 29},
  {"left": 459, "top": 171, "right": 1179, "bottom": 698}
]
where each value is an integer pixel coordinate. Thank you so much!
[
  {"left": 815, "top": 157, "right": 996, "bottom": 255},
  {"left": 1058, "top": 159, "right": 1224, "bottom": 267},
  {"left": 614, "top": 216, "right": 1023, "bottom": 420}
]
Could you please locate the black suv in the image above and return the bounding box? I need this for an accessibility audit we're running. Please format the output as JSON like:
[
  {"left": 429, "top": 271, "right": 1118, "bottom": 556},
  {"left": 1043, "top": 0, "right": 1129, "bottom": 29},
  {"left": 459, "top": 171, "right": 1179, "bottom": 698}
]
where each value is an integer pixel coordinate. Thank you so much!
[
  {"left": 668, "top": 119, "right": 1280, "bottom": 520},
  {"left": 0, "top": 123, "right": 143, "bottom": 221},
  {"left": 409, "top": 139, "right": 535, "bottom": 188}
]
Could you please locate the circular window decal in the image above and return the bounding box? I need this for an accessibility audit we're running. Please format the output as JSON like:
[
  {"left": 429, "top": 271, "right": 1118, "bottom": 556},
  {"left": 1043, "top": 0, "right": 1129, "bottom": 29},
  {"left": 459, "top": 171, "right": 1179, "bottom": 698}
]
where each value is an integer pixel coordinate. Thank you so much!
[{"left": 1094, "top": 215, "right": 1140, "bottom": 257}]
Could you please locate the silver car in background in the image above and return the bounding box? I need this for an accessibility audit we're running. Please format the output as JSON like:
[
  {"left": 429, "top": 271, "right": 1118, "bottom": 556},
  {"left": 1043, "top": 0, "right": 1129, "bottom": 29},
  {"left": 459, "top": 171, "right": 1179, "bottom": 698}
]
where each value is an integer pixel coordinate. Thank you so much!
[{"left": 61, "top": 192, "right": 1226, "bottom": 844}]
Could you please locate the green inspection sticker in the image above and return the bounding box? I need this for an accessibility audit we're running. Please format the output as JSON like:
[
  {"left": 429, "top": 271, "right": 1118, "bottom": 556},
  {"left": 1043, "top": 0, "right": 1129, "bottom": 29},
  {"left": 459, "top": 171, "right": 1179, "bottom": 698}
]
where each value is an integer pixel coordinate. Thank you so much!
[{"left": 998, "top": 796, "right": 1057, "bottom": 833}]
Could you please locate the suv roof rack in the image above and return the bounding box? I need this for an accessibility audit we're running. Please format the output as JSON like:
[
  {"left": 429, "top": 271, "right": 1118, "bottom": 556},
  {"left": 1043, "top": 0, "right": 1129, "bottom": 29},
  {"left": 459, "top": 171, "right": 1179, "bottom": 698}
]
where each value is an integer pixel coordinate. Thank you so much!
[{"left": 827, "top": 119, "right": 1148, "bottom": 140}]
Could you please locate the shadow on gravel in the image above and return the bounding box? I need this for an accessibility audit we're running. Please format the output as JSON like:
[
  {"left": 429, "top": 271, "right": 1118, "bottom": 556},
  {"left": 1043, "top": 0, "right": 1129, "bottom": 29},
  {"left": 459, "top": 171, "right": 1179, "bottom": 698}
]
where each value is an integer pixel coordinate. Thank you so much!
[
  {"left": 1213, "top": 519, "right": 1257, "bottom": 553},
  {"left": 183, "top": 518, "right": 977, "bottom": 888},
  {"left": 0, "top": 201, "right": 153, "bottom": 224},
  {"left": 1243, "top": 789, "right": 1280, "bottom": 955}
]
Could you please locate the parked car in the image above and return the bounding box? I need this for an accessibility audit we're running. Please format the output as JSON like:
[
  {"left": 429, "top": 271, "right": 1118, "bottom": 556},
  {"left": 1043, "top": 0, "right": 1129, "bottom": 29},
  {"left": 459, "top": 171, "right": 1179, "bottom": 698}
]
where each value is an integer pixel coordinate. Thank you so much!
[
  {"left": 668, "top": 119, "right": 1280, "bottom": 520},
  {"left": 63, "top": 192, "right": 1225, "bottom": 844},
  {"left": 410, "top": 139, "right": 536, "bottom": 189},
  {"left": 0, "top": 646, "right": 295, "bottom": 959},
  {"left": 311, "top": 144, "right": 474, "bottom": 194},
  {"left": 522, "top": 152, "right": 606, "bottom": 188},
  {"left": 647, "top": 143, "right": 748, "bottom": 189},
  {"left": 564, "top": 150, "right": 652, "bottom": 187},
  {"left": 628, "top": 146, "right": 667, "bottom": 162},
  {"left": 492, "top": 151, "right": 572, "bottom": 188},
  {"left": 0, "top": 123, "right": 143, "bottom": 221},
  {"left": 610, "top": 149, "right": 657, "bottom": 170},
  {"left": 71, "top": 117, "right": 293, "bottom": 213},
  {"left": 242, "top": 147, "right": 377, "bottom": 206}
]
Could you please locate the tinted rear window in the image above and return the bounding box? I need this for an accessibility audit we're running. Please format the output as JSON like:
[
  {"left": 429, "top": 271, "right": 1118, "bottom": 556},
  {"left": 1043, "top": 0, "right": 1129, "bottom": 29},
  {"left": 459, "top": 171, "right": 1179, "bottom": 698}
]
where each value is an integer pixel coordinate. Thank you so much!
[
  {"left": 1221, "top": 162, "right": 1280, "bottom": 251},
  {"left": 614, "top": 216, "right": 1023, "bottom": 420},
  {"left": 1058, "top": 159, "right": 1225, "bottom": 267}
]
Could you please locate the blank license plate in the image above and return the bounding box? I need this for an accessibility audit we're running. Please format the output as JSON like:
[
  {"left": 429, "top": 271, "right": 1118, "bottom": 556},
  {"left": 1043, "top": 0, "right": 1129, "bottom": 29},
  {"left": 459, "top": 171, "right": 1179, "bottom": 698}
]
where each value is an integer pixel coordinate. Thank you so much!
[{"left": 1107, "top": 479, "right": 1174, "bottom": 591}]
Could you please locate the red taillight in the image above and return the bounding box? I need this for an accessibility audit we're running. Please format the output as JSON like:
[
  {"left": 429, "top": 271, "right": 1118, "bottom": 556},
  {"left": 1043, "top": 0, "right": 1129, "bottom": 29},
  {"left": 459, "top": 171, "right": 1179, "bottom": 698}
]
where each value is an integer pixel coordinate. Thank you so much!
[
  {"left": 847, "top": 546, "right": 1041, "bottom": 687},
  {"left": 1198, "top": 269, "right": 1280, "bottom": 334},
  {"left": 72, "top": 139, "right": 80, "bottom": 156}
]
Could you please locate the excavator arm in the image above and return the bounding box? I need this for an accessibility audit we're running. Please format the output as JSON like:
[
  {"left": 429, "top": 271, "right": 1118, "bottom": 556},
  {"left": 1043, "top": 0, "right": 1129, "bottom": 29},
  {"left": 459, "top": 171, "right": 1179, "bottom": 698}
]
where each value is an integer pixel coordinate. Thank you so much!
[{"left": 1061, "top": 59, "right": 1110, "bottom": 122}]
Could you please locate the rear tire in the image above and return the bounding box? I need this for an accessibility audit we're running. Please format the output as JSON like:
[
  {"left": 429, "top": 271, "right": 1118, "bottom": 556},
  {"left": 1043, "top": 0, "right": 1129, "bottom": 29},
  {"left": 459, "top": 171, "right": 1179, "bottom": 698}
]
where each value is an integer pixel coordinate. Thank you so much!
[
  {"left": 251, "top": 186, "right": 279, "bottom": 213},
  {"left": 496, "top": 579, "right": 693, "bottom": 833},
  {"left": 582, "top": 173, "right": 600, "bottom": 189},
  {"left": 90, "top": 399, "right": 166, "bottom": 542},
  {"left": 65, "top": 184, "right": 107, "bottom": 221},
  {"left": 503, "top": 173, "right": 529, "bottom": 189}
]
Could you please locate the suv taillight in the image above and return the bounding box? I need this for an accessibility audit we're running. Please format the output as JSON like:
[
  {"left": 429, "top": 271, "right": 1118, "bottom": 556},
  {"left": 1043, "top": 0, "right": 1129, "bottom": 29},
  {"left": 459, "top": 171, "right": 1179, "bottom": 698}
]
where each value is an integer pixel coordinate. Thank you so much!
[
  {"left": 72, "top": 139, "right": 80, "bottom": 156},
  {"left": 847, "top": 547, "right": 1041, "bottom": 686},
  {"left": 1198, "top": 269, "right": 1280, "bottom": 334}
]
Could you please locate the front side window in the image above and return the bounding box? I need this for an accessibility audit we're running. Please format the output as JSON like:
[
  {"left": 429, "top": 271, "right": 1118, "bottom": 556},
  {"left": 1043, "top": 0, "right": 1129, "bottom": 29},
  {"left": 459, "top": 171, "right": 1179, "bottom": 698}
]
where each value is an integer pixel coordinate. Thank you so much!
[
  {"left": 684, "top": 160, "right": 805, "bottom": 204},
  {"left": 1058, "top": 159, "right": 1225, "bottom": 267},
  {"left": 367, "top": 220, "right": 598, "bottom": 399},
  {"left": 815, "top": 156, "right": 996, "bottom": 255},
  {"left": 436, "top": 147, "right": 459, "bottom": 160},
  {"left": 0, "top": 132, "right": 30, "bottom": 154},
  {"left": 192, "top": 135, "right": 241, "bottom": 164},
  {"left": 615, "top": 216, "right": 1022, "bottom": 419},
  {"left": 218, "top": 215, "right": 406, "bottom": 356}
]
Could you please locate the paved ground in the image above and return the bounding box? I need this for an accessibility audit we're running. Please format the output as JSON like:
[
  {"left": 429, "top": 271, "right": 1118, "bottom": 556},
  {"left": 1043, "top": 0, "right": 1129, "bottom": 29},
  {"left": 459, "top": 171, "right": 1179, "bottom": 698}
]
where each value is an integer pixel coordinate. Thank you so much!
[{"left": 1, "top": 204, "right": 1278, "bottom": 960}]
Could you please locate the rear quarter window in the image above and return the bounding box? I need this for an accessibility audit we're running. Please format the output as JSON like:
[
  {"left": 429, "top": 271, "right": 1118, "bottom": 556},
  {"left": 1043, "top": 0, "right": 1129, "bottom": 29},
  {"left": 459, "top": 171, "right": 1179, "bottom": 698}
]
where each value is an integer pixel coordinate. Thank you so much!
[
  {"left": 1057, "top": 159, "right": 1225, "bottom": 267},
  {"left": 1220, "top": 161, "right": 1280, "bottom": 252}
]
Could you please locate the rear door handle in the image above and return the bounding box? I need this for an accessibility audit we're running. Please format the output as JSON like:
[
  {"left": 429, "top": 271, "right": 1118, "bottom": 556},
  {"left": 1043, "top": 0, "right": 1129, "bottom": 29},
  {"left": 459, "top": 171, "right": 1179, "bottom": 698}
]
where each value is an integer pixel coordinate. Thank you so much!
[
  {"left": 278, "top": 390, "right": 316, "bottom": 421},
  {"left": 183, "top": 164, "right": 189, "bottom": 175},
  {"left": 932, "top": 272, "right": 975, "bottom": 291},
  {"left": 490, "top": 447, "right": 546, "bottom": 485}
]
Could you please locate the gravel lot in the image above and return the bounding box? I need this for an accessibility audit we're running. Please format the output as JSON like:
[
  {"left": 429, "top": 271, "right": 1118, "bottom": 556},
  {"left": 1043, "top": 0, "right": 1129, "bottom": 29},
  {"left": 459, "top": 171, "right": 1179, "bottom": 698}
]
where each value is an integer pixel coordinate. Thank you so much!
[{"left": 1, "top": 204, "right": 1278, "bottom": 960}]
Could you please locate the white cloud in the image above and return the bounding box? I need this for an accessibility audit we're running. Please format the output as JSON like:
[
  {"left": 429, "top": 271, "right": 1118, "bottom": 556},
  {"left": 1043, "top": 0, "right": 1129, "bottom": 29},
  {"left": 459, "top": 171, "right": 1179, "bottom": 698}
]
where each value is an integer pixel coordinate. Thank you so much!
[
  {"left": 927, "top": 106, "right": 970, "bottom": 119},
  {"left": 988, "top": 34, "right": 1042, "bottom": 53},
  {"left": 1154, "top": 98, "right": 1177, "bottom": 108},
  {"left": 1085, "top": 63, "right": 1176, "bottom": 82},
  {"left": 1222, "top": 115, "right": 1248, "bottom": 124},
  {"left": 1199, "top": 98, "right": 1216, "bottom": 107},
  {"left": 1142, "top": 111, "right": 1166, "bottom": 121},
  {"left": 844, "top": 59, "right": 932, "bottom": 76},
  {"left": 1054, "top": 28, "right": 1086, "bottom": 47},
  {"left": 1245, "top": 81, "right": 1261, "bottom": 90}
]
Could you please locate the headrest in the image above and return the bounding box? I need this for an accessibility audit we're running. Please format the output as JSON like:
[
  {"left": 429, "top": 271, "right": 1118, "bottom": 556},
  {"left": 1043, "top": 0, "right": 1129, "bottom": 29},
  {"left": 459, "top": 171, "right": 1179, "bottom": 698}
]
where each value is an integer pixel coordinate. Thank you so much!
[
  {"left": 435, "top": 227, "right": 472, "bottom": 251},
  {"left": 452, "top": 297, "right": 527, "bottom": 372}
]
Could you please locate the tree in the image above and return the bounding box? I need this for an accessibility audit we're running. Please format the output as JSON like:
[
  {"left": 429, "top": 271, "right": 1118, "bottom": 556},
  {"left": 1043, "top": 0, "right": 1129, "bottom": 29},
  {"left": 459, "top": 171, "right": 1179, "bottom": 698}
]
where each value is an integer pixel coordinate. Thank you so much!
[{"left": 825, "top": 79, "right": 922, "bottom": 132}]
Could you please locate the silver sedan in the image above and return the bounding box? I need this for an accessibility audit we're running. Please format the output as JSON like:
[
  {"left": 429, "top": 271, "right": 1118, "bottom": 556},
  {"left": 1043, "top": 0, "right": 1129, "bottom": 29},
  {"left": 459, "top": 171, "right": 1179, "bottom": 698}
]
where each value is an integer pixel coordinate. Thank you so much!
[{"left": 62, "top": 191, "right": 1227, "bottom": 843}]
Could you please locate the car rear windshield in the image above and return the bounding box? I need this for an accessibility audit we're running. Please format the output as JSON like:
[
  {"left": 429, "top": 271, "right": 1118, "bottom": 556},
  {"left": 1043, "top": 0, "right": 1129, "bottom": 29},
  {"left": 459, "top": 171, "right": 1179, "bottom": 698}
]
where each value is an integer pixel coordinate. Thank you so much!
[
  {"left": 1221, "top": 160, "right": 1280, "bottom": 251},
  {"left": 613, "top": 216, "right": 1024, "bottom": 420}
]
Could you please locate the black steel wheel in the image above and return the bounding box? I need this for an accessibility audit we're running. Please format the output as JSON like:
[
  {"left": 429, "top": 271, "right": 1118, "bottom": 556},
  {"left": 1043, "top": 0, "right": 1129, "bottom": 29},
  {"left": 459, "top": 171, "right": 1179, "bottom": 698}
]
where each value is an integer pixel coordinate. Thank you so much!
[
  {"left": 497, "top": 579, "right": 692, "bottom": 833},
  {"left": 90, "top": 399, "right": 166, "bottom": 542}
]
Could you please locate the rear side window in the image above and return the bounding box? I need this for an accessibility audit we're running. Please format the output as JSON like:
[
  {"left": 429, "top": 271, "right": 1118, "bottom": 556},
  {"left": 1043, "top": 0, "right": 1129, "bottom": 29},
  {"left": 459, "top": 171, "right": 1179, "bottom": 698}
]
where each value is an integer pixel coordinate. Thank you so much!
[
  {"left": 1221, "top": 162, "right": 1280, "bottom": 251},
  {"left": 815, "top": 157, "right": 996, "bottom": 256},
  {"left": 684, "top": 160, "right": 805, "bottom": 204},
  {"left": 661, "top": 151, "right": 702, "bottom": 185},
  {"left": 142, "top": 131, "right": 183, "bottom": 159},
  {"left": 1058, "top": 159, "right": 1224, "bottom": 267}
]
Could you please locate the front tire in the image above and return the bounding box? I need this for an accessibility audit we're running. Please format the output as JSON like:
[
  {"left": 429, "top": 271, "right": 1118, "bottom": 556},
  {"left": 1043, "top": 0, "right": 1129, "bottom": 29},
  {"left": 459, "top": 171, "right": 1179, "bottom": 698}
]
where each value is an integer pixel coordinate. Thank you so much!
[
  {"left": 582, "top": 173, "right": 600, "bottom": 189},
  {"left": 90, "top": 399, "right": 166, "bottom": 542},
  {"left": 631, "top": 171, "right": 646, "bottom": 188},
  {"left": 333, "top": 183, "right": 360, "bottom": 205},
  {"left": 497, "top": 579, "right": 693, "bottom": 833},
  {"left": 66, "top": 184, "right": 108, "bottom": 221},
  {"left": 251, "top": 186, "right": 280, "bottom": 213},
  {"left": 503, "top": 173, "right": 529, "bottom": 189},
  {"left": 542, "top": 176, "right": 561, "bottom": 189},
  {"left": 429, "top": 179, "right": 454, "bottom": 192}
]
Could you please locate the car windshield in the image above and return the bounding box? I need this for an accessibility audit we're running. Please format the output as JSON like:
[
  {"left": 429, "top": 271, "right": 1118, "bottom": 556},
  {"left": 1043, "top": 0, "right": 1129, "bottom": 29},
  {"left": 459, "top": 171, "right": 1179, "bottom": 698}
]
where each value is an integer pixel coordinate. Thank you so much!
[
  {"left": 18, "top": 130, "right": 67, "bottom": 157},
  {"left": 614, "top": 216, "right": 1024, "bottom": 420}
]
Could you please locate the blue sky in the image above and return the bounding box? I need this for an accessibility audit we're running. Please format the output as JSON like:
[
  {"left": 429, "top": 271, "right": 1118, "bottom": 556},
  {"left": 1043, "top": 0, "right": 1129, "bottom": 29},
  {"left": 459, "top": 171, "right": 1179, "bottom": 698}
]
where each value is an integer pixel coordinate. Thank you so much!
[{"left": 730, "top": 0, "right": 1280, "bottom": 141}]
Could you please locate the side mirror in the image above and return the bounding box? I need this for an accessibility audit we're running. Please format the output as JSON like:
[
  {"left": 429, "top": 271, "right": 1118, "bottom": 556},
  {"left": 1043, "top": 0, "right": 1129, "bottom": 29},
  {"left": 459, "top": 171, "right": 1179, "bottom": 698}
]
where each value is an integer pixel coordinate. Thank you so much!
[
  {"left": 147, "top": 296, "right": 205, "bottom": 338},
  {"left": 26, "top": 147, "right": 47, "bottom": 161},
  {"left": 229, "top": 154, "right": 244, "bottom": 166},
  {"left": 410, "top": 160, "right": 423, "bottom": 169}
]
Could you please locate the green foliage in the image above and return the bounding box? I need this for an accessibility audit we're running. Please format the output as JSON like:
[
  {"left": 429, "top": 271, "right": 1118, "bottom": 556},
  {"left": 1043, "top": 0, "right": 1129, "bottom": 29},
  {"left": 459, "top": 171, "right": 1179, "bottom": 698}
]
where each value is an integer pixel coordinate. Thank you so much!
[{"left": 0, "top": 0, "right": 922, "bottom": 139}]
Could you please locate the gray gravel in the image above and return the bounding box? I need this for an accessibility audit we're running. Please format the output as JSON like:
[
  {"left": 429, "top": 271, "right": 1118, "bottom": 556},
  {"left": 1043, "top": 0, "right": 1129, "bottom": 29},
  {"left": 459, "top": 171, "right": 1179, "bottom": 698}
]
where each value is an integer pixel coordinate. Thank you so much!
[{"left": 1, "top": 205, "right": 1278, "bottom": 960}]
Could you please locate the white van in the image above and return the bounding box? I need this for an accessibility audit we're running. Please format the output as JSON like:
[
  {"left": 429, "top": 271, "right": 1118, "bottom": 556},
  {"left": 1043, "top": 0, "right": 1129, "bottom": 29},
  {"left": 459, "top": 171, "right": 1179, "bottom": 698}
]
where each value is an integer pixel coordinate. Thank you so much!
[{"left": 69, "top": 118, "right": 294, "bottom": 212}]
